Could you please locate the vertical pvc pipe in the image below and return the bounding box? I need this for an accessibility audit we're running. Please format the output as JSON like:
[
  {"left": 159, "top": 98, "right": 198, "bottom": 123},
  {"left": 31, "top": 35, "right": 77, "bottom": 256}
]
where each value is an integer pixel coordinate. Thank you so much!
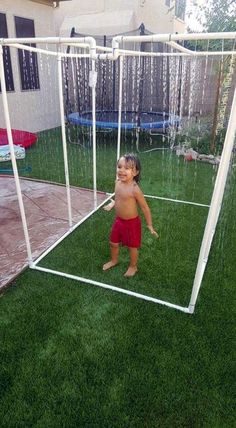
[
  {"left": 189, "top": 88, "right": 236, "bottom": 313},
  {"left": 117, "top": 55, "right": 123, "bottom": 161},
  {"left": 90, "top": 58, "right": 97, "bottom": 208},
  {"left": 57, "top": 54, "right": 73, "bottom": 228},
  {"left": 0, "top": 45, "right": 33, "bottom": 265}
]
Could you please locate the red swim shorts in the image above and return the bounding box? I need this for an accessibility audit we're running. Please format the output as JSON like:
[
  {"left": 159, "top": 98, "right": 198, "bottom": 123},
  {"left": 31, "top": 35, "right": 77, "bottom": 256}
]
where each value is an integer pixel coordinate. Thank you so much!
[{"left": 110, "top": 216, "right": 142, "bottom": 248}]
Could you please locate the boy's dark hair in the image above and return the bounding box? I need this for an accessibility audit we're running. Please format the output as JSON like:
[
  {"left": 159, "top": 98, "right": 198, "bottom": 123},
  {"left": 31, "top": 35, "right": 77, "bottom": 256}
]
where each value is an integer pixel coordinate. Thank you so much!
[{"left": 122, "top": 153, "right": 141, "bottom": 183}]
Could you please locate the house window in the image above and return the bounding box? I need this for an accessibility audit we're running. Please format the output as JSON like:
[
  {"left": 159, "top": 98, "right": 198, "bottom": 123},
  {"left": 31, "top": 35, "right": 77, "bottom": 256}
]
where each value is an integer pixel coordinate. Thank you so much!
[
  {"left": 175, "top": 0, "right": 186, "bottom": 21},
  {"left": 15, "top": 16, "right": 40, "bottom": 90},
  {"left": 0, "top": 13, "right": 14, "bottom": 92}
]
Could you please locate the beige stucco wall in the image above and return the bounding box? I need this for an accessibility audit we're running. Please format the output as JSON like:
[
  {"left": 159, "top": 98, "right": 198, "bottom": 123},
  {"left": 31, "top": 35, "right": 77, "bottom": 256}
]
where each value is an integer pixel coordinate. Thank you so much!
[
  {"left": 0, "top": 0, "right": 186, "bottom": 134},
  {"left": 173, "top": 17, "right": 186, "bottom": 33},
  {"left": 136, "top": 0, "right": 174, "bottom": 33},
  {"left": 55, "top": 0, "right": 185, "bottom": 36},
  {"left": 0, "top": 0, "right": 60, "bottom": 132}
]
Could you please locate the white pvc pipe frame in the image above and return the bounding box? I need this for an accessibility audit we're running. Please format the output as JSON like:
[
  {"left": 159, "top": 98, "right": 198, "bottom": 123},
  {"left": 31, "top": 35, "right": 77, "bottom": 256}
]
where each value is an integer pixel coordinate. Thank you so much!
[{"left": 0, "top": 32, "right": 236, "bottom": 314}]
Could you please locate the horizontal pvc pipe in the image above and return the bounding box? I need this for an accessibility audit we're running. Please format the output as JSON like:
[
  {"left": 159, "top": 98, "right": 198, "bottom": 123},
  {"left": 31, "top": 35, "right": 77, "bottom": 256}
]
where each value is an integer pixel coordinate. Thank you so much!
[
  {"left": 1, "top": 33, "right": 235, "bottom": 48},
  {"left": 98, "top": 49, "right": 236, "bottom": 59},
  {"left": 7, "top": 43, "right": 90, "bottom": 58},
  {"left": 94, "top": 45, "right": 236, "bottom": 58},
  {"left": 62, "top": 43, "right": 236, "bottom": 58},
  {"left": 114, "top": 31, "right": 236, "bottom": 44},
  {"left": 5, "top": 42, "right": 236, "bottom": 59},
  {"left": 61, "top": 42, "right": 89, "bottom": 49},
  {"left": 144, "top": 194, "right": 210, "bottom": 208},
  {"left": 2, "top": 38, "right": 236, "bottom": 60},
  {"left": 166, "top": 41, "right": 195, "bottom": 54},
  {"left": 119, "top": 50, "right": 235, "bottom": 58},
  {"left": 0, "top": 36, "right": 95, "bottom": 45},
  {"left": 32, "top": 265, "right": 190, "bottom": 314}
]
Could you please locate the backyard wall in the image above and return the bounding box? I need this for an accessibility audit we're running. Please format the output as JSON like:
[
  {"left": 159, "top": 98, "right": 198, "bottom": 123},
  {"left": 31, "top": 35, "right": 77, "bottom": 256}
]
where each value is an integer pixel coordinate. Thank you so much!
[
  {"left": 0, "top": 0, "right": 61, "bottom": 133},
  {"left": 0, "top": 0, "right": 186, "bottom": 134},
  {"left": 54, "top": 0, "right": 184, "bottom": 37}
]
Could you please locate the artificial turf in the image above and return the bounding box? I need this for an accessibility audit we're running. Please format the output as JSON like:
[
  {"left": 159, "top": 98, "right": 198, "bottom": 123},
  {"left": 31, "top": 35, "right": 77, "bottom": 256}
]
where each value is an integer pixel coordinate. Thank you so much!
[{"left": 0, "top": 129, "right": 235, "bottom": 427}]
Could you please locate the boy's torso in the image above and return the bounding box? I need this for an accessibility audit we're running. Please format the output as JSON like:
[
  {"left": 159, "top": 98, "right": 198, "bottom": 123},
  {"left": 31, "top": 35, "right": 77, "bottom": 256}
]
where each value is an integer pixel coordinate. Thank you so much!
[{"left": 114, "top": 180, "right": 139, "bottom": 219}]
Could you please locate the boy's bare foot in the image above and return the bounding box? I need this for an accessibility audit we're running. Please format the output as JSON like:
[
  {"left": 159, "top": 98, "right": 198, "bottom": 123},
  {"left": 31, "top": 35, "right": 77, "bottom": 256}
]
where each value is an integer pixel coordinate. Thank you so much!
[
  {"left": 103, "top": 261, "right": 118, "bottom": 271},
  {"left": 124, "top": 266, "right": 138, "bottom": 277}
]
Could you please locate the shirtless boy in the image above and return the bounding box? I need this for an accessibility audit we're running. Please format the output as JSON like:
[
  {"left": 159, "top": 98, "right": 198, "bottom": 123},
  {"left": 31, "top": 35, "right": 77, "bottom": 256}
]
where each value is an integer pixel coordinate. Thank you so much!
[{"left": 103, "top": 153, "right": 158, "bottom": 277}]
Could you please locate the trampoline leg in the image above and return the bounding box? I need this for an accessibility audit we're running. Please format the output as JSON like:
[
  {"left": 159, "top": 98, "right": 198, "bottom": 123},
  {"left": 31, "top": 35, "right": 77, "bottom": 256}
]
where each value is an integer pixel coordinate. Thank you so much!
[{"left": 67, "top": 123, "right": 84, "bottom": 147}]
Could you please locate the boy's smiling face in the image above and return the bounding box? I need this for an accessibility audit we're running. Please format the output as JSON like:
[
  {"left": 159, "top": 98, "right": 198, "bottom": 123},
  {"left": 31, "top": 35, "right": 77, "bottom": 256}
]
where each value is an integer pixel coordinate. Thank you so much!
[{"left": 117, "top": 157, "right": 139, "bottom": 183}]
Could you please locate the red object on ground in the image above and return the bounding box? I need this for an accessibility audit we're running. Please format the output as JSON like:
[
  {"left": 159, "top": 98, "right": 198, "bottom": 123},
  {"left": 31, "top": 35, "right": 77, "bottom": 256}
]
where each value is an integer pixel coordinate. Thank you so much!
[
  {"left": 0, "top": 128, "right": 37, "bottom": 148},
  {"left": 184, "top": 153, "right": 193, "bottom": 161}
]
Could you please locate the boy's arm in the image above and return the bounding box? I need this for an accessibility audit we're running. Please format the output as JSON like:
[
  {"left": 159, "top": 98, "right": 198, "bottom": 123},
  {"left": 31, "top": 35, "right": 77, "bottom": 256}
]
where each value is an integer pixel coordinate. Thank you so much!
[
  {"left": 103, "top": 180, "right": 117, "bottom": 211},
  {"left": 134, "top": 186, "right": 159, "bottom": 237},
  {"left": 103, "top": 199, "right": 115, "bottom": 211}
]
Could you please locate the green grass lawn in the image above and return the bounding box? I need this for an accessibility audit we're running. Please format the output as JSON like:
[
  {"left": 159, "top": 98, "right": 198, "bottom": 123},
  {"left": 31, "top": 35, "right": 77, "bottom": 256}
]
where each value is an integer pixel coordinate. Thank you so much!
[
  {"left": 1, "top": 127, "right": 218, "bottom": 201},
  {"left": 0, "top": 128, "right": 235, "bottom": 427},
  {"left": 39, "top": 200, "right": 208, "bottom": 308}
]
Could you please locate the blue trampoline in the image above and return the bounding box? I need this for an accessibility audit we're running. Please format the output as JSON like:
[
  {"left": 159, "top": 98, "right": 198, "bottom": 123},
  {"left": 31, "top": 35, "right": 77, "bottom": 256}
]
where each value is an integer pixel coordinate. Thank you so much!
[{"left": 68, "top": 110, "right": 180, "bottom": 130}]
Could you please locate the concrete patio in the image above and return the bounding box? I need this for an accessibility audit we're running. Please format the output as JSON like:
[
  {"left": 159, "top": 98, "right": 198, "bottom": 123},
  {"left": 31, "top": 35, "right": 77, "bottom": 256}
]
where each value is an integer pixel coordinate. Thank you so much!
[{"left": 0, "top": 175, "right": 107, "bottom": 289}]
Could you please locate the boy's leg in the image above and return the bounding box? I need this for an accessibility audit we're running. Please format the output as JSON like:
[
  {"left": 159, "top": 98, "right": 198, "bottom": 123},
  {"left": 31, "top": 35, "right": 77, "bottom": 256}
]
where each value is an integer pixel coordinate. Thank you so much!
[
  {"left": 103, "top": 242, "right": 119, "bottom": 271},
  {"left": 124, "top": 247, "right": 138, "bottom": 277}
]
